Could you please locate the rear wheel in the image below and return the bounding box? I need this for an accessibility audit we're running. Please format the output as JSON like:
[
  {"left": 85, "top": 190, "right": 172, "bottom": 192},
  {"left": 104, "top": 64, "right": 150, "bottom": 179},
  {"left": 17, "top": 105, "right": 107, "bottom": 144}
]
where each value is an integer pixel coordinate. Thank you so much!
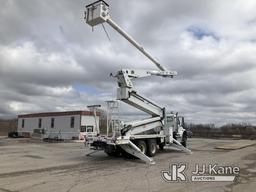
[
  {"left": 104, "top": 145, "right": 121, "bottom": 157},
  {"left": 147, "top": 139, "right": 157, "bottom": 157},
  {"left": 134, "top": 140, "right": 147, "bottom": 154}
]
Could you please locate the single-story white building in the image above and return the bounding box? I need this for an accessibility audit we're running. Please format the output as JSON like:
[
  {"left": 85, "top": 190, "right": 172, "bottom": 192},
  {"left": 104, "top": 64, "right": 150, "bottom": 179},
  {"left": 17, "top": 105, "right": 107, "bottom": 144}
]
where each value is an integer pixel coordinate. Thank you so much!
[{"left": 17, "top": 111, "right": 100, "bottom": 140}]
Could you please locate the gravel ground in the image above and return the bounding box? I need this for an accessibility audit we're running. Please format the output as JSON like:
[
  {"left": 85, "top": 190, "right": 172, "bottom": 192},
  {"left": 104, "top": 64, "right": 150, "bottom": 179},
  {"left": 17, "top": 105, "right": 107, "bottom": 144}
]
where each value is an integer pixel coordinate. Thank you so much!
[{"left": 0, "top": 138, "right": 255, "bottom": 192}]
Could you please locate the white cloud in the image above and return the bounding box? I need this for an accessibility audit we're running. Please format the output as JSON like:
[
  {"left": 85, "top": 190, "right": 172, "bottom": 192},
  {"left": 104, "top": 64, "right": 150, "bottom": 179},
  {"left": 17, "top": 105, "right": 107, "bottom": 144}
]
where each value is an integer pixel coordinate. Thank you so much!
[{"left": 0, "top": 0, "right": 256, "bottom": 125}]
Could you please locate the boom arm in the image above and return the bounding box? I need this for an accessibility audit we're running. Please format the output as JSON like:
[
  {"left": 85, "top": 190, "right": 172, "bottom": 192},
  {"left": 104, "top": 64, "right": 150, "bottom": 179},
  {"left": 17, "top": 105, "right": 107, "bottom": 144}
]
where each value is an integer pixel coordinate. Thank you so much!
[
  {"left": 84, "top": 1, "right": 191, "bottom": 163},
  {"left": 85, "top": 1, "right": 173, "bottom": 135},
  {"left": 85, "top": 0, "right": 177, "bottom": 76},
  {"left": 106, "top": 18, "right": 167, "bottom": 72}
]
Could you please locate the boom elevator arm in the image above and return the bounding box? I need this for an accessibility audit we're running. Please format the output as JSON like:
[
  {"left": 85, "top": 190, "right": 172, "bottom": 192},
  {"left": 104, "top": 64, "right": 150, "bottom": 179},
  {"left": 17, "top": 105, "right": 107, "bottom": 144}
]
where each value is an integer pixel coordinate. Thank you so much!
[
  {"left": 85, "top": 0, "right": 177, "bottom": 76},
  {"left": 85, "top": 0, "right": 172, "bottom": 135}
]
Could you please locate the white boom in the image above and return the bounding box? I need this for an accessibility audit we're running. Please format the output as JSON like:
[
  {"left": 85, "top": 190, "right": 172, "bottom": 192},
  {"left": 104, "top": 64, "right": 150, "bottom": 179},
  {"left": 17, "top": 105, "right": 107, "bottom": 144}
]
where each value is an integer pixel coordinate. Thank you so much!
[
  {"left": 85, "top": 0, "right": 177, "bottom": 76},
  {"left": 84, "top": 0, "right": 191, "bottom": 164}
]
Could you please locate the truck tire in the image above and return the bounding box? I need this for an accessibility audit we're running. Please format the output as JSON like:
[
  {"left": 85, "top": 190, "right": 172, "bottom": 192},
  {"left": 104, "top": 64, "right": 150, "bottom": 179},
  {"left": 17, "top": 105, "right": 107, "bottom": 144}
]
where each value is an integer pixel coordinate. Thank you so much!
[
  {"left": 147, "top": 139, "right": 157, "bottom": 157},
  {"left": 104, "top": 145, "right": 120, "bottom": 157},
  {"left": 134, "top": 140, "right": 147, "bottom": 155},
  {"left": 181, "top": 133, "right": 187, "bottom": 147}
]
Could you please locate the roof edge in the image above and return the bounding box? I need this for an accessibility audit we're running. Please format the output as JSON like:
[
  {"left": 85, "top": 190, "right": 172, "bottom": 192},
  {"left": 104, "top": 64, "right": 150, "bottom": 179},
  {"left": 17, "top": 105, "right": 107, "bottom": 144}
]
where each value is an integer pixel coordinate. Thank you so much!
[{"left": 18, "top": 111, "right": 100, "bottom": 118}]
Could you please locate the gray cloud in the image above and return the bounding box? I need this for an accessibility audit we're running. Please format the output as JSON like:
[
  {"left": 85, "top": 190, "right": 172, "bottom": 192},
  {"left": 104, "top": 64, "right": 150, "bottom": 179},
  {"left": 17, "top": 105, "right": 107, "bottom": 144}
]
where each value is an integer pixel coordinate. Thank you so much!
[{"left": 0, "top": 0, "right": 256, "bottom": 125}]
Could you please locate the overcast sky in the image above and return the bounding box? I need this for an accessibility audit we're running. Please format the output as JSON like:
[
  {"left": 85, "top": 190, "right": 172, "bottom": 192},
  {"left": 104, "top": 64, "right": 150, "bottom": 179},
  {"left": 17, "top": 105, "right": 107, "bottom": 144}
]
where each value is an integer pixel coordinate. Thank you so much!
[{"left": 0, "top": 0, "right": 256, "bottom": 125}]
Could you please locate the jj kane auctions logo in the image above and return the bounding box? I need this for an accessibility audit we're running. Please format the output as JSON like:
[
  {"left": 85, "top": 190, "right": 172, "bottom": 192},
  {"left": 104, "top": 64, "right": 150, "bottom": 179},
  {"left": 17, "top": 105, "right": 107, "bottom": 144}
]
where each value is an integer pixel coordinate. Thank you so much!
[{"left": 162, "top": 163, "right": 240, "bottom": 182}]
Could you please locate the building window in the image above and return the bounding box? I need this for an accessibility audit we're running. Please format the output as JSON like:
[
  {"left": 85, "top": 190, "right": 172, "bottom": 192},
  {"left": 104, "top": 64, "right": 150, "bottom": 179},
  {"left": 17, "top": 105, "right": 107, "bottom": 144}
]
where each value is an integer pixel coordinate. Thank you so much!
[
  {"left": 86, "top": 126, "right": 93, "bottom": 132},
  {"left": 80, "top": 126, "right": 93, "bottom": 132},
  {"left": 38, "top": 118, "right": 42, "bottom": 128},
  {"left": 22, "top": 119, "right": 25, "bottom": 128},
  {"left": 70, "top": 117, "right": 75, "bottom": 128},
  {"left": 80, "top": 126, "right": 86, "bottom": 132},
  {"left": 51, "top": 118, "right": 55, "bottom": 128}
]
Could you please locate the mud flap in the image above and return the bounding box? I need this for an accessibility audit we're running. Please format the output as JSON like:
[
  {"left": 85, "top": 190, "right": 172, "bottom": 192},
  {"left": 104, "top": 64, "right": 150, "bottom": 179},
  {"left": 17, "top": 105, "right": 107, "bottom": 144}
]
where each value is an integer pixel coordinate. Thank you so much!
[{"left": 120, "top": 141, "right": 155, "bottom": 164}]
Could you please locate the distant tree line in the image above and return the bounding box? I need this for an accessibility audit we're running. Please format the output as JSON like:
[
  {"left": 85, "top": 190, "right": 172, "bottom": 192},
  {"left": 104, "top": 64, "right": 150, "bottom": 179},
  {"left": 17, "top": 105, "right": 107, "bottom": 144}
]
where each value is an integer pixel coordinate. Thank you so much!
[{"left": 186, "top": 123, "right": 256, "bottom": 139}]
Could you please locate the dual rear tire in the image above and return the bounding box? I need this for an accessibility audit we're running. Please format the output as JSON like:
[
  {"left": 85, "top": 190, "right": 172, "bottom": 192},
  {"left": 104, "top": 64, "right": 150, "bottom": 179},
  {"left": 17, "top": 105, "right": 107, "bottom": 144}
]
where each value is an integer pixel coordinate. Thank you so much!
[
  {"left": 134, "top": 139, "right": 157, "bottom": 157},
  {"left": 105, "top": 145, "right": 121, "bottom": 157}
]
